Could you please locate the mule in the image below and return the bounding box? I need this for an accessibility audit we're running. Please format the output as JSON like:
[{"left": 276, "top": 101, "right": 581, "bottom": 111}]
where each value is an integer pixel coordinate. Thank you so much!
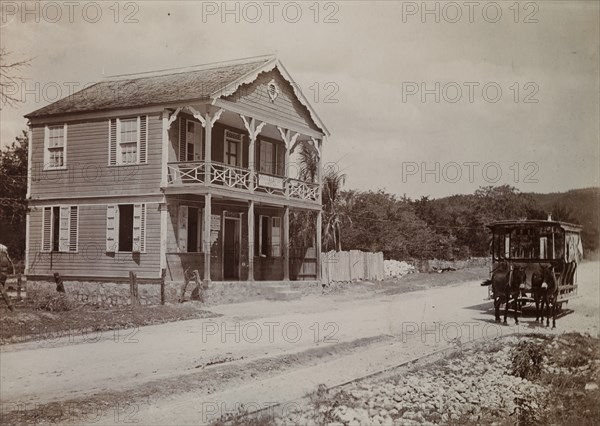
[
  {"left": 482, "top": 263, "right": 526, "bottom": 325},
  {"left": 531, "top": 265, "right": 559, "bottom": 328}
]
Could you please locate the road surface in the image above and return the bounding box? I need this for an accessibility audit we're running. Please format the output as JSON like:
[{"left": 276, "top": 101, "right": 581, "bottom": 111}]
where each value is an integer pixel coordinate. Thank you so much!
[{"left": 1, "top": 262, "right": 597, "bottom": 424}]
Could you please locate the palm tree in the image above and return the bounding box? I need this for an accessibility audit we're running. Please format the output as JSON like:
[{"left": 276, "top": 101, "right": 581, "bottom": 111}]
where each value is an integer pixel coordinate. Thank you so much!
[{"left": 322, "top": 167, "right": 347, "bottom": 252}]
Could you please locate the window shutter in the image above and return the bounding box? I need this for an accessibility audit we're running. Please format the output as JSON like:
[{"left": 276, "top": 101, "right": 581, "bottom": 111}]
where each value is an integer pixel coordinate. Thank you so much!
[
  {"left": 271, "top": 217, "right": 281, "bottom": 257},
  {"left": 43, "top": 126, "right": 50, "bottom": 167},
  {"left": 109, "top": 119, "right": 117, "bottom": 166},
  {"left": 42, "top": 207, "right": 52, "bottom": 252},
  {"left": 178, "top": 205, "right": 188, "bottom": 252},
  {"left": 69, "top": 206, "right": 78, "bottom": 252},
  {"left": 106, "top": 205, "right": 117, "bottom": 252},
  {"left": 59, "top": 206, "right": 70, "bottom": 252},
  {"left": 133, "top": 203, "right": 145, "bottom": 253},
  {"left": 198, "top": 208, "right": 203, "bottom": 252},
  {"left": 179, "top": 119, "right": 186, "bottom": 162},
  {"left": 63, "top": 124, "right": 68, "bottom": 166},
  {"left": 277, "top": 144, "right": 285, "bottom": 176},
  {"left": 139, "top": 116, "right": 148, "bottom": 164}
]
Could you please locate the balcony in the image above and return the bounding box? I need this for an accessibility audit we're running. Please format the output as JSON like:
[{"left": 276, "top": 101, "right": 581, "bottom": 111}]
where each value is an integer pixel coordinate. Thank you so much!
[{"left": 166, "top": 161, "right": 320, "bottom": 203}]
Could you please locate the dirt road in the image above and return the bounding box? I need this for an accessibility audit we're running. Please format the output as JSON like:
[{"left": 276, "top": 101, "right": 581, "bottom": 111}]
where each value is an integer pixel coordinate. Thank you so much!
[{"left": 1, "top": 262, "right": 597, "bottom": 424}]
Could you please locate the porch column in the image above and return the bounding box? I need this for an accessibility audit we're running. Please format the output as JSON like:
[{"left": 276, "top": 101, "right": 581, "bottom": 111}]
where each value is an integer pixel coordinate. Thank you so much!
[
  {"left": 203, "top": 193, "right": 212, "bottom": 283},
  {"left": 195, "top": 108, "right": 223, "bottom": 186},
  {"left": 277, "top": 127, "right": 300, "bottom": 198},
  {"left": 248, "top": 200, "right": 255, "bottom": 281},
  {"left": 316, "top": 210, "right": 322, "bottom": 282},
  {"left": 159, "top": 201, "right": 168, "bottom": 275},
  {"left": 241, "top": 116, "right": 266, "bottom": 192},
  {"left": 311, "top": 138, "right": 323, "bottom": 205},
  {"left": 161, "top": 111, "right": 169, "bottom": 187},
  {"left": 283, "top": 206, "right": 290, "bottom": 281}
]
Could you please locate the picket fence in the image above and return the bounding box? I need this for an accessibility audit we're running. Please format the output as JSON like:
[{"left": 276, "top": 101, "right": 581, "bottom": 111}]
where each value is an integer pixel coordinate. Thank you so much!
[{"left": 320, "top": 250, "right": 384, "bottom": 284}]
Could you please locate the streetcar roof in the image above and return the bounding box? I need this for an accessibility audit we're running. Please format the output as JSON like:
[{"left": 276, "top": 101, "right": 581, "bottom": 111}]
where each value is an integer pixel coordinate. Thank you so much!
[{"left": 486, "top": 219, "right": 582, "bottom": 233}]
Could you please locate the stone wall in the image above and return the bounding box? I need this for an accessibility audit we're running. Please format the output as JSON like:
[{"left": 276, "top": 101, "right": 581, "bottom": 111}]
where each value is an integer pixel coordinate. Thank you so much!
[{"left": 26, "top": 279, "right": 182, "bottom": 307}]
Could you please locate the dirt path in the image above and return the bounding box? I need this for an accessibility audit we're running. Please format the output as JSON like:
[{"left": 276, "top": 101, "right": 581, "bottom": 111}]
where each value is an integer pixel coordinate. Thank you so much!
[{"left": 1, "top": 262, "right": 597, "bottom": 424}]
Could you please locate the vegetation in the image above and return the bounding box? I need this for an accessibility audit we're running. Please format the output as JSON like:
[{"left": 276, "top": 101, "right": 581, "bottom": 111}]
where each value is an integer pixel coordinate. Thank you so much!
[{"left": 0, "top": 131, "right": 28, "bottom": 267}]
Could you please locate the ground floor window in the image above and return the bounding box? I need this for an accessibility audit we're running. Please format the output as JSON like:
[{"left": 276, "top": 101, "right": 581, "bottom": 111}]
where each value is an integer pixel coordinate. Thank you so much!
[
  {"left": 42, "top": 205, "right": 79, "bottom": 252},
  {"left": 258, "top": 215, "right": 282, "bottom": 258},
  {"left": 106, "top": 204, "right": 146, "bottom": 253},
  {"left": 178, "top": 206, "right": 203, "bottom": 253}
]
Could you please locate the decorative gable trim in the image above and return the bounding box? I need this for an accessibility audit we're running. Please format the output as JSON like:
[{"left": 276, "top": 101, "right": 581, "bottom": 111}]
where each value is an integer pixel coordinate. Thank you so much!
[{"left": 210, "top": 58, "right": 329, "bottom": 136}]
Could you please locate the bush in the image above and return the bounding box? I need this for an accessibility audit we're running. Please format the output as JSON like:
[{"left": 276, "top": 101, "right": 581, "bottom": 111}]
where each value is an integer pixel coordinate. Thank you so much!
[
  {"left": 510, "top": 340, "right": 547, "bottom": 380},
  {"left": 31, "top": 292, "right": 80, "bottom": 312}
]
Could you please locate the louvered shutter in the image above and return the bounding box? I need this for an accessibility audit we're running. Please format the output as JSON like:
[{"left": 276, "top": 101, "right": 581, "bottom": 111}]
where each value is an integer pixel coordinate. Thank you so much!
[
  {"left": 132, "top": 204, "right": 145, "bottom": 253},
  {"left": 198, "top": 208, "right": 203, "bottom": 252},
  {"left": 69, "top": 206, "right": 78, "bottom": 252},
  {"left": 109, "top": 119, "right": 117, "bottom": 166},
  {"left": 106, "top": 205, "right": 117, "bottom": 252},
  {"left": 139, "top": 116, "right": 148, "bottom": 164},
  {"left": 179, "top": 119, "right": 186, "bottom": 162},
  {"left": 42, "top": 207, "right": 52, "bottom": 252},
  {"left": 178, "top": 205, "right": 188, "bottom": 252},
  {"left": 277, "top": 144, "right": 285, "bottom": 176},
  {"left": 271, "top": 217, "right": 281, "bottom": 257},
  {"left": 43, "top": 126, "right": 50, "bottom": 166},
  {"left": 59, "top": 206, "right": 70, "bottom": 252}
]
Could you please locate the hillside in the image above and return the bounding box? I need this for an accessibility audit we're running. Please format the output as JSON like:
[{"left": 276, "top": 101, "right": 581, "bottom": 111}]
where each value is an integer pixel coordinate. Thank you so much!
[{"left": 528, "top": 187, "right": 600, "bottom": 253}]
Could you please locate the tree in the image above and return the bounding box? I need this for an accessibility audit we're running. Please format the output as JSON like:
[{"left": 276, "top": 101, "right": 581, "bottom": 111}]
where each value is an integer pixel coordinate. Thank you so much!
[
  {"left": 0, "top": 131, "right": 28, "bottom": 265},
  {"left": 0, "top": 48, "right": 31, "bottom": 109},
  {"left": 322, "top": 166, "right": 347, "bottom": 252}
]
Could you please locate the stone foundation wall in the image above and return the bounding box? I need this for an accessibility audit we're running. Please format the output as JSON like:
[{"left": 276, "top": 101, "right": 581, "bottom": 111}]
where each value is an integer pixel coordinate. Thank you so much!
[{"left": 27, "top": 279, "right": 182, "bottom": 307}]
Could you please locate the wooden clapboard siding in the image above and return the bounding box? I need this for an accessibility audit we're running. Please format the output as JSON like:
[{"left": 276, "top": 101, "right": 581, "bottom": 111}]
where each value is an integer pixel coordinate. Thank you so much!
[
  {"left": 224, "top": 69, "right": 321, "bottom": 133},
  {"left": 27, "top": 203, "right": 161, "bottom": 279},
  {"left": 30, "top": 113, "right": 163, "bottom": 199}
]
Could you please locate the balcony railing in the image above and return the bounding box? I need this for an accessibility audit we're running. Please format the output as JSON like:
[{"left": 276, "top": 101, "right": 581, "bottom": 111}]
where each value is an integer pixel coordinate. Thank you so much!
[
  {"left": 210, "top": 161, "right": 252, "bottom": 190},
  {"left": 287, "top": 178, "right": 320, "bottom": 202},
  {"left": 166, "top": 161, "right": 320, "bottom": 203},
  {"left": 167, "top": 161, "right": 206, "bottom": 185}
]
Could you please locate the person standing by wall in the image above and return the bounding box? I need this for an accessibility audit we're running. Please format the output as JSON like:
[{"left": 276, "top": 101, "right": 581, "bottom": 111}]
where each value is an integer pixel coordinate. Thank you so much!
[{"left": 0, "top": 244, "right": 15, "bottom": 311}]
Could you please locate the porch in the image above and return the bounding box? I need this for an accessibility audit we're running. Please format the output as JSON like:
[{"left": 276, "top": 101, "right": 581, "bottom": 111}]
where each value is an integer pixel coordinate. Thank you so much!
[
  {"left": 159, "top": 105, "right": 323, "bottom": 207},
  {"left": 161, "top": 194, "right": 321, "bottom": 284}
]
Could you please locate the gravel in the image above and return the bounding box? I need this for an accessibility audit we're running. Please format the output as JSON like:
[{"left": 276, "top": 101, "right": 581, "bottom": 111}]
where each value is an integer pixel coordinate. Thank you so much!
[{"left": 282, "top": 336, "right": 551, "bottom": 425}]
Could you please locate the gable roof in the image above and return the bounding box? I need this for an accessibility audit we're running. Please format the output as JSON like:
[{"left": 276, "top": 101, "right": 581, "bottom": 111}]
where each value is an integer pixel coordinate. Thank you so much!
[{"left": 25, "top": 55, "right": 329, "bottom": 135}]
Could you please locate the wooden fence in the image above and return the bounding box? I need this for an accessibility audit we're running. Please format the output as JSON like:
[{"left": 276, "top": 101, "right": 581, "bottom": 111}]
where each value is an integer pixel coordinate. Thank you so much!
[{"left": 320, "top": 250, "right": 384, "bottom": 284}]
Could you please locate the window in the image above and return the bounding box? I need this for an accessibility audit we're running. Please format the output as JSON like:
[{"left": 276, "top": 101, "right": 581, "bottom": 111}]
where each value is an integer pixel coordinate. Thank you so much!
[
  {"left": 42, "top": 205, "right": 78, "bottom": 252},
  {"left": 178, "top": 206, "right": 204, "bottom": 253},
  {"left": 119, "top": 205, "right": 134, "bottom": 252},
  {"left": 259, "top": 140, "right": 274, "bottom": 174},
  {"left": 179, "top": 119, "right": 203, "bottom": 162},
  {"left": 108, "top": 116, "right": 148, "bottom": 166},
  {"left": 44, "top": 125, "right": 67, "bottom": 169},
  {"left": 119, "top": 118, "right": 138, "bottom": 164},
  {"left": 106, "top": 204, "right": 146, "bottom": 253},
  {"left": 224, "top": 130, "right": 242, "bottom": 167},
  {"left": 258, "top": 215, "right": 282, "bottom": 258}
]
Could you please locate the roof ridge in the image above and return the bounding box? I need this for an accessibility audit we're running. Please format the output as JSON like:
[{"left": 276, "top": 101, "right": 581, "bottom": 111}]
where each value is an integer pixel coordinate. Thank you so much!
[{"left": 104, "top": 54, "right": 276, "bottom": 81}]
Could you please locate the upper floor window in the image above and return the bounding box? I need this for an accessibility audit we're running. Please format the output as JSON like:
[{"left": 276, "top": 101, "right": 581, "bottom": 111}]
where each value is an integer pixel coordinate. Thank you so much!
[
  {"left": 224, "top": 129, "right": 243, "bottom": 167},
  {"left": 44, "top": 125, "right": 67, "bottom": 170},
  {"left": 108, "top": 116, "right": 148, "bottom": 166},
  {"left": 119, "top": 118, "right": 138, "bottom": 164}
]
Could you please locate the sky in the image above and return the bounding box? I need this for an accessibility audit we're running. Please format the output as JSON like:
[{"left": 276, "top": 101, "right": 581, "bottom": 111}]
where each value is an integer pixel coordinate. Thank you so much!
[{"left": 1, "top": 0, "right": 598, "bottom": 199}]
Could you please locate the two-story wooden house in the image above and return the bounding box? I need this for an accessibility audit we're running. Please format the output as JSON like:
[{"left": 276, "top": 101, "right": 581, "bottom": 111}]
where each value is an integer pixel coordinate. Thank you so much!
[{"left": 24, "top": 55, "right": 327, "bottom": 297}]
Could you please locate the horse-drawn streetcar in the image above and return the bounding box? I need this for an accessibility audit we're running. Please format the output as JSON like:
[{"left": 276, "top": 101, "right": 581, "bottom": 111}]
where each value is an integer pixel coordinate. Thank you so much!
[{"left": 483, "top": 219, "right": 583, "bottom": 327}]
